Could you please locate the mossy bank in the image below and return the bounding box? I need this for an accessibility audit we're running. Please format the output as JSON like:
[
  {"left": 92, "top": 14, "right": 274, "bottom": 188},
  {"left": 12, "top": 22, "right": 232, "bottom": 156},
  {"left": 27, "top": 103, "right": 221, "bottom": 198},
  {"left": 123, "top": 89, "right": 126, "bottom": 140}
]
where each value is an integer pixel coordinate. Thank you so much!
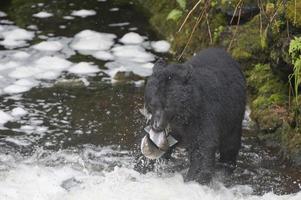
[{"left": 133, "top": 0, "right": 301, "bottom": 166}]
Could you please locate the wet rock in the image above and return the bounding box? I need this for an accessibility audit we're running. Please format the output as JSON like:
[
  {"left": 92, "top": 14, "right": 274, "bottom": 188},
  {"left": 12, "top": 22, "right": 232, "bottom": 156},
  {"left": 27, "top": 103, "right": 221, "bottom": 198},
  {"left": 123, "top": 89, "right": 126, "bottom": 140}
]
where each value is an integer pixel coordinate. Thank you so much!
[
  {"left": 61, "top": 177, "right": 82, "bottom": 191},
  {"left": 218, "top": 0, "right": 260, "bottom": 24},
  {"left": 113, "top": 71, "right": 143, "bottom": 82}
]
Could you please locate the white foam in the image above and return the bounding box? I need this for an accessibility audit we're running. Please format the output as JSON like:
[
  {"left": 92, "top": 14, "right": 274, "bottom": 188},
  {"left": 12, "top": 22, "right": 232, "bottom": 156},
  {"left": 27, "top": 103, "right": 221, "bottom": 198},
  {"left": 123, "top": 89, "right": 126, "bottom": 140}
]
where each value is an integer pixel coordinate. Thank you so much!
[
  {"left": 108, "top": 22, "right": 130, "bottom": 27},
  {"left": 0, "top": 110, "right": 14, "bottom": 124},
  {"left": 11, "top": 107, "right": 28, "bottom": 117},
  {"left": 92, "top": 51, "right": 114, "bottom": 60},
  {"left": 0, "top": 28, "right": 34, "bottom": 48},
  {"left": 71, "top": 10, "right": 96, "bottom": 18},
  {"left": 12, "top": 51, "right": 31, "bottom": 60},
  {"left": 0, "top": 61, "right": 21, "bottom": 71},
  {"left": 34, "top": 56, "right": 72, "bottom": 71},
  {"left": 119, "top": 32, "right": 144, "bottom": 44},
  {"left": 33, "top": 41, "right": 63, "bottom": 51},
  {"left": 112, "top": 45, "right": 154, "bottom": 63},
  {"left": 151, "top": 40, "right": 171, "bottom": 53},
  {"left": 26, "top": 25, "right": 37, "bottom": 31},
  {"left": 0, "top": 11, "right": 7, "bottom": 17},
  {"left": 14, "top": 79, "right": 39, "bottom": 87},
  {"left": 35, "top": 71, "right": 61, "bottom": 80},
  {"left": 3, "top": 85, "right": 31, "bottom": 94},
  {"left": 9, "top": 67, "right": 41, "bottom": 79},
  {"left": 63, "top": 16, "right": 75, "bottom": 20},
  {"left": 68, "top": 62, "right": 100, "bottom": 75},
  {"left": 105, "top": 60, "right": 153, "bottom": 78},
  {"left": 0, "top": 148, "right": 300, "bottom": 200},
  {"left": 110, "top": 8, "right": 119, "bottom": 12},
  {"left": 71, "top": 30, "right": 116, "bottom": 51},
  {"left": 33, "top": 11, "right": 53, "bottom": 18}
]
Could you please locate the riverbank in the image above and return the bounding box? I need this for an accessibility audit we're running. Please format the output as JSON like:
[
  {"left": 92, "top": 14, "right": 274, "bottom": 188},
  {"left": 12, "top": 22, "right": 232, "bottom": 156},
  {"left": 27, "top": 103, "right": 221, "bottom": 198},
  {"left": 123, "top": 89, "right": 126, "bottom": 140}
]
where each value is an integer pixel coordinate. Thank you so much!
[{"left": 132, "top": 0, "right": 301, "bottom": 166}]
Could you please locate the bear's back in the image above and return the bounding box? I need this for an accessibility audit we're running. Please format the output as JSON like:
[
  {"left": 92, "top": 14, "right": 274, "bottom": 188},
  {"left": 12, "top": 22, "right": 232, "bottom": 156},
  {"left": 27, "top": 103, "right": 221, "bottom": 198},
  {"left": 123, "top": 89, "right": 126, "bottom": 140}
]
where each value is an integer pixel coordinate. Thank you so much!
[{"left": 185, "top": 48, "right": 246, "bottom": 133}]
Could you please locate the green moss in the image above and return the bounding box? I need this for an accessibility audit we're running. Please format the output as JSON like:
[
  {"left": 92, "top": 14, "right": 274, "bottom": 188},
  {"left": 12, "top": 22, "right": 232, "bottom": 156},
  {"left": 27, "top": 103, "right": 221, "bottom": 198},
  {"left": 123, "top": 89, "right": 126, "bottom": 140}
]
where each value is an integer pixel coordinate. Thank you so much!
[
  {"left": 286, "top": 0, "right": 301, "bottom": 28},
  {"left": 246, "top": 64, "right": 288, "bottom": 131},
  {"left": 225, "top": 16, "right": 267, "bottom": 63}
]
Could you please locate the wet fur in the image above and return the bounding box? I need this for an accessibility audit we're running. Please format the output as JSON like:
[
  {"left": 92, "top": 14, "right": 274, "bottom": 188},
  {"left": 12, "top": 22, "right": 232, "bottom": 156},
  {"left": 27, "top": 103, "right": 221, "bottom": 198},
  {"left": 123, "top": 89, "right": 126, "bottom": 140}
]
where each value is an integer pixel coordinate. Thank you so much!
[{"left": 142, "top": 48, "right": 246, "bottom": 184}]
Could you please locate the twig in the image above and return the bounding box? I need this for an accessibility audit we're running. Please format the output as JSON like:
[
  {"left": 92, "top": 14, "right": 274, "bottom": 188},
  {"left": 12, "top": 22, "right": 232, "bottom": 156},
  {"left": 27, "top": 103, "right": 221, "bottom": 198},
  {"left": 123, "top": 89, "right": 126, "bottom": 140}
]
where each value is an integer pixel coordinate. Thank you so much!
[
  {"left": 206, "top": 13, "right": 213, "bottom": 44},
  {"left": 230, "top": 0, "right": 243, "bottom": 25},
  {"left": 257, "top": 0, "right": 263, "bottom": 41},
  {"left": 227, "top": 3, "right": 242, "bottom": 52},
  {"left": 178, "top": 3, "right": 209, "bottom": 60},
  {"left": 178, "top": 0, "right": 203, "bottom": 32},
  {"left": 294, "top": 0, "right": 297, "bottom": 25}
]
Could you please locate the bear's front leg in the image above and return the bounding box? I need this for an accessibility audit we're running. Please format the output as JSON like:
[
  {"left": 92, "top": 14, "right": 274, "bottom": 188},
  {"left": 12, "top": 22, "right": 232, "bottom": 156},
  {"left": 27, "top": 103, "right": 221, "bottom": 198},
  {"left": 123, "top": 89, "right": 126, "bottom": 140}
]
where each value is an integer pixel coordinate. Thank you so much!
[{"left": 185, "top": 144, "right": 216, "bottom": 184}]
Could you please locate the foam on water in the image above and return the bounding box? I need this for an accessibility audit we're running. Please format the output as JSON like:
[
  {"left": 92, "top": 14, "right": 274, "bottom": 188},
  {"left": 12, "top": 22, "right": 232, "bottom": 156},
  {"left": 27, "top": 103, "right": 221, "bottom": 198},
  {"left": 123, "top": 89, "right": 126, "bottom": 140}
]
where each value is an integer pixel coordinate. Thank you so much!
[
  {"left": 0, "top": 27, "right": 34, "bottom": 48},
  {"left": 68, "top": 62, "right": 100, "bottom": 75},
  {"left": 33, "top": 11, "right": 53, "bottom": 18},
  {"left": 33, "top": 41, "right": 64, "bottom": 51},
  {"left": 119, "top": 32, "right": 145, "bottom": 44},
  {"left": 71, "top": 30, "right": 116, "bottom": 51},
  {"left": 112, "top": 45, "right": 155, "bottom": 63},
  {"left": 151, "top": 40, "right": 171, "bottom": 53},
  {"left": 92, "top": 51, "right": 114, "bottom": 61},
  {"left": 0, "top": 11, "right": 7, "bottom": 17},
  {"left": 71, "top": 10, "right": 97, "bottom": 18},
  {"left": 0, "top": 110, "right": 14, "bottom": 125},
  {"left": 11, "top": 107, "right": 28, "bottom": 117},
  {"left": 0, "top": 147, "right": 299, "bottom": 200},
  {"left": 3, "top": 84, "right": 31, "bottom": 94}
]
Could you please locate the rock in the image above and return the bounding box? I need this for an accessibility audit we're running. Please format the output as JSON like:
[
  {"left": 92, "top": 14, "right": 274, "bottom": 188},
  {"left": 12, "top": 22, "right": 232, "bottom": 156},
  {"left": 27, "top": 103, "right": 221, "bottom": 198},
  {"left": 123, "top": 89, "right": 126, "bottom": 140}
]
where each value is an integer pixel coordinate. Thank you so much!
[{"left": 218, "top": 0, "right": 260, "bottom": 24}]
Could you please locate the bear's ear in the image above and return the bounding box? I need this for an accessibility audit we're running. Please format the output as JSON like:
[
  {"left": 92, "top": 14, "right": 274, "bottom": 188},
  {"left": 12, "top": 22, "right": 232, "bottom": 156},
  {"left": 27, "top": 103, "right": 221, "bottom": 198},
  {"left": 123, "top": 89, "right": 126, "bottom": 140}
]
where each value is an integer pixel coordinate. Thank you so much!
[{"left": 153, "top": 58, "right": 168, "bottom": 73}]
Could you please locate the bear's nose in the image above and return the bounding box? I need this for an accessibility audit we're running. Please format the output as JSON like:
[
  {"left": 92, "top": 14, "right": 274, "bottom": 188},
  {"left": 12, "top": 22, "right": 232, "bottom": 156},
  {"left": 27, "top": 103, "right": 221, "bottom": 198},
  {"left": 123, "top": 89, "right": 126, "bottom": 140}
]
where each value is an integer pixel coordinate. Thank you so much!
[{"left": 152, "top": 110, "right": 166, "bottom": 132}]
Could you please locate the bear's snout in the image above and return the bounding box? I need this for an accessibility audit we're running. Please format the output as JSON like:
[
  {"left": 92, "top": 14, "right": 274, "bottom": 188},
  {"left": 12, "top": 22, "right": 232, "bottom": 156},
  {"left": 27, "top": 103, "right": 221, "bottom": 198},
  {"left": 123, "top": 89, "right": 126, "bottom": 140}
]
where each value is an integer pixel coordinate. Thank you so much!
[{"left": 151, "top": 110, "right": 167, "bottom": 132}]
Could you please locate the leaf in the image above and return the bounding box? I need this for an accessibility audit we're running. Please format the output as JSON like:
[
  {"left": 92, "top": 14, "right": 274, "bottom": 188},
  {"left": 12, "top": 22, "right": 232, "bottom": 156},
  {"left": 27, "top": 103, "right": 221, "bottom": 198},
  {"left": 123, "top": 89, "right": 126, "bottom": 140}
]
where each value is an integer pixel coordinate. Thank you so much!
[
  {"left": 176, "top": 0, "right": 186, "bottom": 10},
  {"left": 167, "top": 9, "right": 183, "bottom": 21}
]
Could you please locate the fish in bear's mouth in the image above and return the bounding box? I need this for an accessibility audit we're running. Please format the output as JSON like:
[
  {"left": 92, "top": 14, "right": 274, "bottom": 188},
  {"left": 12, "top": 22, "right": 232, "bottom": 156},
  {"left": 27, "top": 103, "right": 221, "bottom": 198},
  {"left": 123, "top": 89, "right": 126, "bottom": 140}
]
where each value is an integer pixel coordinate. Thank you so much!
[{"left": 139, "top": 107, "right": 178, "bottom": 160}]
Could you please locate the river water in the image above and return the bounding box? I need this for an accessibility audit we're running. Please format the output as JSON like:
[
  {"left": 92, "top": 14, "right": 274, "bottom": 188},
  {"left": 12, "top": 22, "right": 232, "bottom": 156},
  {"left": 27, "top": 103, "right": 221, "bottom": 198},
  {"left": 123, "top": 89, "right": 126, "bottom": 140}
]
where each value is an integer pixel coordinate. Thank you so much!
[{"left": 0, "top": 0, "right": 300, "bottom": 199}]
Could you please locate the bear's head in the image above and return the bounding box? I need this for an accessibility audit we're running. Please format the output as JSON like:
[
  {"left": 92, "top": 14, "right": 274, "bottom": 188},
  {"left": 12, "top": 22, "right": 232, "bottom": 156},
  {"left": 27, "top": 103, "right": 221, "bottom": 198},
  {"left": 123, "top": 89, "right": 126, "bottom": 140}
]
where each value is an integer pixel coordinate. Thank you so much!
[{"left": 144, "top": 59, "right": 194, "bottom": 133}]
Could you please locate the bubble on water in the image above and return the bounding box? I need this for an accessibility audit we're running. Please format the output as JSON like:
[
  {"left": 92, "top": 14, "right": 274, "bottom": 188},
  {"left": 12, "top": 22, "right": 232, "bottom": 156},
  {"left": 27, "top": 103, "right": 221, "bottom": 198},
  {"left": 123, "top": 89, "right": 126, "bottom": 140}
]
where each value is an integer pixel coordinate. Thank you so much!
[
  {"left": 68, "top": 62, "right": 100, "bottom": 75},
  {"left": 33, "top": 11, "right": 53, "bottom": 18},
  {"left": 3, "top": 84, "right": 31, "bottom": 94},
  {"left": 112, "top": 45, "right": 154, "bottom": 63},
  {"left": 12, "top": 51, "right": 31, "bottom": 60},
  {"left": 92, "top": 51, "right": 114, "bottom": 61},
  {"left": 70, "top": 30, "right": 116, "bottom": 52},
  {"left": 71, "top": 10, "right": 97, "bottom": 18},
  {"left": 11, "top": 107, "right": 28, "bottom": 117},
  {"left": 32, "top": 41, "right": 64, "bottom": 52},
  {"left": 151, "top": 40, "right": 171, "bottom": 53},
  {"left": 63, "top": 16, "right": 75, "bottom": 20},
  {"left": 0, "top": 110, "right": 14, "bottom": 125},
  {"left": 119, "top": 32, "right": 145, "bottom": 44},
  {"left": 0, "top": 11, "right": 7, "bottom": 17},
  {"left": 0, "top": 27, "right": 34, "bottom": 49}
]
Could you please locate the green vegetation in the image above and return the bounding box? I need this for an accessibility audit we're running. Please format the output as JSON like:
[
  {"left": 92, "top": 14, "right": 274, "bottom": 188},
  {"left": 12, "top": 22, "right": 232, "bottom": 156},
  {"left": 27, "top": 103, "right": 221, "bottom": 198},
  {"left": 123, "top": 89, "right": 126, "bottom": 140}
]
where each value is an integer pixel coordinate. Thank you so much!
[{"left": 289, "top": 37, "right": 301, "bottom": 106}]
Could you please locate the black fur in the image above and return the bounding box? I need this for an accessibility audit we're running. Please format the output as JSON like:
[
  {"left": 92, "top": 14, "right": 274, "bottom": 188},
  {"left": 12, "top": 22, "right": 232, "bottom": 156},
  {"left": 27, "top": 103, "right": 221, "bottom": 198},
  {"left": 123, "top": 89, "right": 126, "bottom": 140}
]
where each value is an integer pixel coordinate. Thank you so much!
[{"left": 143, "top": 48, "right": 246, "bottom": 184}]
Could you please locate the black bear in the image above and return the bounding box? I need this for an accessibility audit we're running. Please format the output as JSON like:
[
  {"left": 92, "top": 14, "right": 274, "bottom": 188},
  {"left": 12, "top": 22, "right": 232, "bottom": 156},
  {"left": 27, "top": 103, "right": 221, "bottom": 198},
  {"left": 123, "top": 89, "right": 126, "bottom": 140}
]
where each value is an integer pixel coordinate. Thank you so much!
[{"left": 140, "top": 48, "right": 246, "bottom": 184}]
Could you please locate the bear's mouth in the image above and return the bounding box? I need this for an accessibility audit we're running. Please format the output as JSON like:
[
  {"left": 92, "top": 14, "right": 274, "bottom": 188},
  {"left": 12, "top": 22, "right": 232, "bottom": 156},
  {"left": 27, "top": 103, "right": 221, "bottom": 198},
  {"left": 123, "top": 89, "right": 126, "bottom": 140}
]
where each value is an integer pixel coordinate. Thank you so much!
[
  {"left": 140, "top": 107, "right": 178, "bottom": 159},
  {"left": 139, "top": 106, "right": 169, "bottom": 132}
]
